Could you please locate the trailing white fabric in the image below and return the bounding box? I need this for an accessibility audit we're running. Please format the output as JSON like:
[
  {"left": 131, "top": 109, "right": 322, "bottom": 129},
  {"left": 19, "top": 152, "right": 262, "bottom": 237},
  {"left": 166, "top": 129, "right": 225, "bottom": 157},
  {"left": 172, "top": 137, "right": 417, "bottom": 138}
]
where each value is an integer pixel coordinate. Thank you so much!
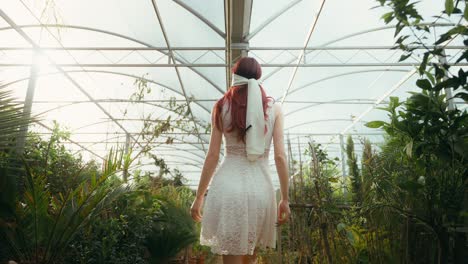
[{"left": 231, "top": 73, "right": 265, "bottom": 161}]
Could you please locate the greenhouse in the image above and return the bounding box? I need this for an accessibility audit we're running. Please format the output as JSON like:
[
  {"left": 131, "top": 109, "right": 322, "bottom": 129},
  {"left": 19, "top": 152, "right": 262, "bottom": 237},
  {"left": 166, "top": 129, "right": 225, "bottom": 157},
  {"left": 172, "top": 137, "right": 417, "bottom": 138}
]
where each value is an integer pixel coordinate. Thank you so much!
[{"left": 0, "top": 0, "right": 466, "bottom": 263}]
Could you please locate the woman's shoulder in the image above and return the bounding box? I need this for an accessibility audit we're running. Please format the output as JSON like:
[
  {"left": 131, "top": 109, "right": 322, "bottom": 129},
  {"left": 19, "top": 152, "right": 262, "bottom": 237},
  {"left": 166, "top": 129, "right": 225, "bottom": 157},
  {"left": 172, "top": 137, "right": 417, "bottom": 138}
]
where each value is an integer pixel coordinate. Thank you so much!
[
  {"left": 266, "top": 97, "right": 277, "bottom": 108},
  {"left": 212, "top": 96, "right": 227, "bottom": 111},
  {"left": 268, "top": 99, "right": 282, "bottom": 115}
]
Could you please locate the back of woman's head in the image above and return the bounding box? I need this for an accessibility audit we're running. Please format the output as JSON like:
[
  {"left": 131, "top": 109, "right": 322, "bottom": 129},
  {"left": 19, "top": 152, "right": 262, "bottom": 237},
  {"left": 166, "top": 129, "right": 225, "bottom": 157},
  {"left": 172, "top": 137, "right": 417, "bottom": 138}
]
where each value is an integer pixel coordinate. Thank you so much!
[
  {"left": 232, "top": 56, "right": 262, "bottom": 80},
  {"left": 213, "top": 57, "right": 272, "bottom": 142}
]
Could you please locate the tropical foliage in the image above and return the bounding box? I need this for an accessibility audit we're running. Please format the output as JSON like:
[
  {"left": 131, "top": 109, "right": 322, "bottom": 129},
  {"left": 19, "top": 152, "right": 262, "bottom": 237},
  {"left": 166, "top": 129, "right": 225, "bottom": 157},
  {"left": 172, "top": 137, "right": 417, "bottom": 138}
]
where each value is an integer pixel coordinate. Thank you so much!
[
  {"left": 0, "top": 82, "right": 202, "bottom": 264},
  {"left": 260, "top": 1, "right": 467, "bottom": 263}
]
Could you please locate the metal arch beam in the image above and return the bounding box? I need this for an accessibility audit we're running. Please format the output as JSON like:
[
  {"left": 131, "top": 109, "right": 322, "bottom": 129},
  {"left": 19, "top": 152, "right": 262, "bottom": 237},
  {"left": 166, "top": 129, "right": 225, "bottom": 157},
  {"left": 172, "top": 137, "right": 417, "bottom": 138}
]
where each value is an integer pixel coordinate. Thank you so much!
[
  {"left": 0, "top": 69, "right": 212, "bottom": 114},
  {"left": 262, "top": 22, "right": 456, "bottom": 82},
  {"left": 0, "top": 24, "right": 150, "bottom": 48},
  {"left": 0, "top": 68, "right": 214, "bottom": 153},
  {"left": 95, "top": 119, "right": 210, "bottom": 145},
  {"left": 35, "top": 121, "right": 106, "bottom": 161},
  {"left": 340, "top": 70, "right": 416, "bottom": 135},
  {"left": 284, "top": 98, "right": 390, "bottom": 118},
  {"left": 1, "top": 45, "right": 465, "bottom": 51},
  {"left": 150, "top": 0, "right": 207, "bottom": 153},
  {"left": 244, "top": 0, "right": 303, "bottom": 42},
  {"left": 280, "top": 0, "right": 326, "bottom": 105},
  {"left": 4, "top": 62, "right": 468, "bottom": 67},
  {"left": 8, "top": 94, "right": 208, "bottom": 124},
  {"left": 150, "top": 145, "right": 206, "bottom": 160},
  {"left": 285, "top": 118, "right": 373, "bottom": 131},
  {"left": 144, "top": 153, "right": 205, "bottom": 166},
  {"left": 68, "top": 135, "right": 131, "bottom": 158},
  {"left": 0, "top": 24, "right": 225, "bottom": 94},
  {"left": 224, "top": 0, "right": 232, "bottom": 88},
  {"left": 14, "top": 99, "right": 419, "bottom": 105},
  {"left": 339, "top": 35, "right": 459, "bottom": 135},
  {"left": 0, "top": 10, "right": 145, "bottom": 158},
  {"left": 34, "top": 131, "right": 385, "bottom": 136},
  {"left": 63, "top": 134, "right": 208, "bottom": 160},
  {"left": 65, "top": 118, "right": 209, "bottom": 147},
  {"left": 230, "top": 0, "right": 253, "bottom": 60},
  {"left": 280, "top": 69, "right": 409, "bottom": 103},
  {"left": 319, "top": 23, "right": 456, "bottom": 47},
  {"left": 0, "top": 46, "right": 228, "bottom": 51},
  {"left": 131, "top": 161, "right": 203, "bottom": 170},
  {"left": 70, "top": 132, "right": 207, "bottom": 156},
  {"left": 0, "top": 12, "right": 203, "bottom": 165},
  {"left": 173, "top": 0, "right": 225, "bottom": 38}
]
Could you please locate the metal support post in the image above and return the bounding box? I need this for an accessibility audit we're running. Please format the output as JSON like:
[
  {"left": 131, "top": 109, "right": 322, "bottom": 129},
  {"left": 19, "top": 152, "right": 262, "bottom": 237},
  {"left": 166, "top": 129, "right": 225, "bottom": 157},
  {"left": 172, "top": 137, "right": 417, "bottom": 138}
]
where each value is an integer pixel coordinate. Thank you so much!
[
  {"left": 339, "top": 134, "right": 347, "bottom": 196},
  {"left": 437, "top": 49, "right": 455, "bottom": 111},
  {"left": 123, "top": 133, "right": 131, "bottom": 181},
  {"left": 15, "top": 51, "right": 40, "bottom": 154}
]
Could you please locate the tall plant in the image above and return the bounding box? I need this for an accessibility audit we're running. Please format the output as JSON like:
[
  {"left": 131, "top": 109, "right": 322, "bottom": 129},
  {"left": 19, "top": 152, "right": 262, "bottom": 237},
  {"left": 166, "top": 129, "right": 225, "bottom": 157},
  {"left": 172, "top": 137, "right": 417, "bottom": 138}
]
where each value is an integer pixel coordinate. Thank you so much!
[
  {"left": 0, "top": 86, "right": 37, "bottom": 243},
  {"left": 363, "top": 1, "right": 468, "bottom": 262},
  {"left": 0, "top": 147, "right": 131, "bottom": 264},
  {"left": 346, "top": 135, "right": 362, "bottom": 204}
]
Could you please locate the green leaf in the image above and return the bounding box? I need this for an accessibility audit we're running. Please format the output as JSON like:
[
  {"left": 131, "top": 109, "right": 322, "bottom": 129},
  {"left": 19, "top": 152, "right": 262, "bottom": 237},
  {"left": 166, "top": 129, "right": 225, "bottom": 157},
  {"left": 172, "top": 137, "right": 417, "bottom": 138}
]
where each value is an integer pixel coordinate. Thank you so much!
[
  {"left": 419, "top": 52, "right": 429, "bottom": 75},
  {"left": 454, "top": 92, "right": 468, "bottom": 102},
  {"left": 445, "top": 0, "right": 454, "bottom": 16},
  {"left": 382, "top": 12, "right": 394, "bottom": 23},
  {"left": 425, "top": 70, "right": 435, "bottom": 84},
  {"left": 458, "top": 68, "right": 467, "bottom": 85},
  {"left": 395, "top": 22, "right": 405, "bottom": 37},
  {"left": 337, "top": 223, "right": 346, "bottom": 232},
  {"left": 399, "top": 53, "right": 412, "bottom": 62},
  {"left": 416, "top": 79, "right": 432, "bottom": 90},
  {"left": 456, "top": 50, "right": 468, "bottom": 63},
  {"left": 365, "top": 120, "right": 385, "bottom": 128},
  {"left": 404, "top": 139, "right": 413, "bottom": 158},
  {"left": 465, "top": 4, "right": 468, "bottom": 20},
  {"left": 328, "top": 177, "right": 339, "bottom": 183},
  {"left": 346, "top": 229, "right": 356, "bottom": 246}
]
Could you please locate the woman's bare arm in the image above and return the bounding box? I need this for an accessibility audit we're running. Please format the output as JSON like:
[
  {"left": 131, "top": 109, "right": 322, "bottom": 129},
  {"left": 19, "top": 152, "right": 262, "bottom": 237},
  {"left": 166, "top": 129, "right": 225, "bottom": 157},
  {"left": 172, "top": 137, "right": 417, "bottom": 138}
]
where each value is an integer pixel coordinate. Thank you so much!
[
  {"left": 195, "top": 105, "right": 223, "bottom": 199},
  {"left": 273, "top": 103, "right": 289, "bottom": 202}
]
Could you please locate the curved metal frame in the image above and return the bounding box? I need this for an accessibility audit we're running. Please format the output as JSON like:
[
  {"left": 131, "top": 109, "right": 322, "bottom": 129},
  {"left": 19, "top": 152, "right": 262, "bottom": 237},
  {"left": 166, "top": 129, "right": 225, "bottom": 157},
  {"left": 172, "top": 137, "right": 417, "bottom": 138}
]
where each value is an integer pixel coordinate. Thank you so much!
[
  {"left": 0, "top": 24, "right": 225, "bottom": 94},
  {"left": 282, "top": 69, "right": 409, "bottom": 102},
  {"left": 285, "top": 118, "right": 373, "bottom": 130},
  {"left": 0, "top": 69, "right": 213, "bottom": 113},
  {"left": 0, "top": 3, "right": 463, "bottom": 186}
]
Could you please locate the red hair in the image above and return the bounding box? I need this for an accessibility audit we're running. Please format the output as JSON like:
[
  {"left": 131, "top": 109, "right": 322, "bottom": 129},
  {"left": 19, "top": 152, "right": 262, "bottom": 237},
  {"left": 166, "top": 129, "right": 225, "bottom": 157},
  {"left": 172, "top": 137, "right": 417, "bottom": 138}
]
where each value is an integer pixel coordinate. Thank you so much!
[{"left": 213, "top": 57, "right": 273, "bottom": 143}]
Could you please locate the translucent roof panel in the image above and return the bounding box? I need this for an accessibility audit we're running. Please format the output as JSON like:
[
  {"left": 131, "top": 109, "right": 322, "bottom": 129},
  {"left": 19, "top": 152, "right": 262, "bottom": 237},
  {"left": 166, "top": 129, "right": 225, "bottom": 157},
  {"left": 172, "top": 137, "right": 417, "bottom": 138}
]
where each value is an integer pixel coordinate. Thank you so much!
[{"left": 1, "top": 0, "right": 466, "bottom": 189}]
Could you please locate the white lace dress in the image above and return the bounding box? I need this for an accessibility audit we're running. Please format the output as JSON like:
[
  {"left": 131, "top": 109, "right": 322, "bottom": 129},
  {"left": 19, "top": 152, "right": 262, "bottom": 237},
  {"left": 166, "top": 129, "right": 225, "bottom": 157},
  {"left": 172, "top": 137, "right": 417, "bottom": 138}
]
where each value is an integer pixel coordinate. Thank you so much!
[{"left": 200, "top": 101, "right": 277, "bottom": 255}]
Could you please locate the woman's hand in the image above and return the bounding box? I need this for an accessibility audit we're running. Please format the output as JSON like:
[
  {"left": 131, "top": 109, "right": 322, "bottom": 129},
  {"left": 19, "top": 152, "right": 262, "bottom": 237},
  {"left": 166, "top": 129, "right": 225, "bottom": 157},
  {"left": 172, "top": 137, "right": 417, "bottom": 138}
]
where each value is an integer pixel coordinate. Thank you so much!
[
  {"left": 276, "top": 199, "right": 291, "bottom": 226},
  {"left": 190, "top": 196, "right": 204, "bottom": 222}
]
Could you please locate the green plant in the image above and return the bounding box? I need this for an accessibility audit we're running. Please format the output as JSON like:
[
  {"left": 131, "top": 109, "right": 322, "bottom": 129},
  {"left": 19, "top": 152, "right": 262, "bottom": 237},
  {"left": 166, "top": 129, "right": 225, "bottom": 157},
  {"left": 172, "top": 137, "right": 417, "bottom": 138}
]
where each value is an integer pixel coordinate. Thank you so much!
[
  {"left": 64, "top": 176, "right": 158, "bottom": 264},
  {"left": 0, "top": 87, "right": 35, "bottom": 152},
  {"left": 0, "top": 86, "right": 37, "bottom": 257},
  {"left": 346, "top": 135, "right": 363, "bottom": 204},
  {"left": 0, "top": 147, "right": 130, "bottom": 264},
  {"left": 145, "top": 199, "right": 198, "bottom": 264},
  {"left": 365, "top": 1, "right": 468, "bottom": 262}
]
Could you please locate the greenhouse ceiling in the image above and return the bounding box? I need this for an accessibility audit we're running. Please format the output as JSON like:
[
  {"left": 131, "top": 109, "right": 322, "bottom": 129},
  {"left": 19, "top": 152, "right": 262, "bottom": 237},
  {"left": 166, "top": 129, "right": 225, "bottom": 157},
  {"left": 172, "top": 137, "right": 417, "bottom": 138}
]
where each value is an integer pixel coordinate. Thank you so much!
[{"left": 0, "top": 0, "right": 466, "bottom": 188}]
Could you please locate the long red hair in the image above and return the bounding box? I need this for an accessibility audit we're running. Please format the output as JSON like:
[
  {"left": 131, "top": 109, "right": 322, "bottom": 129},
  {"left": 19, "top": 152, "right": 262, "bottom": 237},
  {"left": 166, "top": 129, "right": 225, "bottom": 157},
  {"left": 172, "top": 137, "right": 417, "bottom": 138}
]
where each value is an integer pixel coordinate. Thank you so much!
[{"left": 213, "top": 57, "right": 273, "bottom": 142}]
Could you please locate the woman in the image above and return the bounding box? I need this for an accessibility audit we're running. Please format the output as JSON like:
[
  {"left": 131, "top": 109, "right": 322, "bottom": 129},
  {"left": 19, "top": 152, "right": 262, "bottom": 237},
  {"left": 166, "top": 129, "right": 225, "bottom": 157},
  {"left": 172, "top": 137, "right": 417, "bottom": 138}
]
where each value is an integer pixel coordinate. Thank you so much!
[{"left": 190, "top": 57, "right": 291, "bottom": 264}]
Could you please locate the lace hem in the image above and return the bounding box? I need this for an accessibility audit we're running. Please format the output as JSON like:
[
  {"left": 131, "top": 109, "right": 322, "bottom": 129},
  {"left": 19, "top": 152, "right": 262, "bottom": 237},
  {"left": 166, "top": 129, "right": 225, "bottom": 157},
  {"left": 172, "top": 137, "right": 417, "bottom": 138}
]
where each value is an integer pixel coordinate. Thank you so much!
[{"left": 200, "top": 234, "right": 276, "bottom": 255}]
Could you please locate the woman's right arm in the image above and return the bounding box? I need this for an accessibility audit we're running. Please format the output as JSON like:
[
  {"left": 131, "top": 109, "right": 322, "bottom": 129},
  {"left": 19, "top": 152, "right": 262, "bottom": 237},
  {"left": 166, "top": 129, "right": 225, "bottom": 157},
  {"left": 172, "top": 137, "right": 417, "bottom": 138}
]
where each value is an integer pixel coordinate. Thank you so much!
[{"left": 272, "top": 103, "right": 291, "bottom": 225}]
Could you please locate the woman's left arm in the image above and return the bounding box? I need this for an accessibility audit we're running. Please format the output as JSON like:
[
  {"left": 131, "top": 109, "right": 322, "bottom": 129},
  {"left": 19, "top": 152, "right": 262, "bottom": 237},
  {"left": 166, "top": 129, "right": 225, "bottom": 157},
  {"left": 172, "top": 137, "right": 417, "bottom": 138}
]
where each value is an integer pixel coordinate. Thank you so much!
[{"left": 191, "top": 105, "right": 222, "bottom": 222}]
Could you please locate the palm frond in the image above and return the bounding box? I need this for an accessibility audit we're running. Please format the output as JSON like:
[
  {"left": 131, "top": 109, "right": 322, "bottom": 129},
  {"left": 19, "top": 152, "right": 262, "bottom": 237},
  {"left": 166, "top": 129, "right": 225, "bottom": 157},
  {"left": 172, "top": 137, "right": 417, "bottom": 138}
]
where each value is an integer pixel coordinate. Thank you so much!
[{"left": 0, "top": 87, "right": 36, "bottom": 152}]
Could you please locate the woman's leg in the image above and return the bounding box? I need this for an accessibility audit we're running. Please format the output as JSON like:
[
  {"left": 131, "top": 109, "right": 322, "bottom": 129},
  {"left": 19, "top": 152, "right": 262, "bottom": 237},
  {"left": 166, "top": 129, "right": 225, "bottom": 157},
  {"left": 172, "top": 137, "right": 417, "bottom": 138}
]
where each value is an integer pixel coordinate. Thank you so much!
[
  {"left": 223, "top": 247, "right": 258, "bottom": 264},
  {"left": 249, "top": 247, "right": 259, "bottom": 264},
  {"left": 223, "top": 255, "right": 243, "bottom": 264},
  {"left": 241, "top": 247, "right": 258, "bottom": 264}
]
